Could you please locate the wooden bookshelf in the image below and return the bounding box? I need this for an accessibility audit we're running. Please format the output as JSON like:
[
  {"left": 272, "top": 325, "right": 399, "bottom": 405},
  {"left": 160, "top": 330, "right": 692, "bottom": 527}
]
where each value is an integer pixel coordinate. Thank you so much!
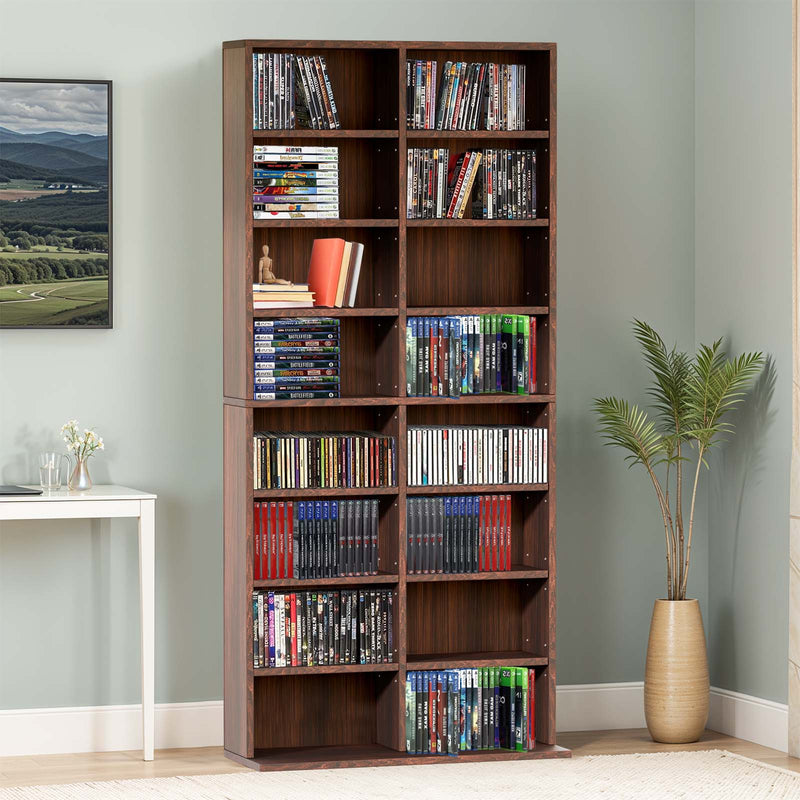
[{"left": 223, "top": 38, "right": 564, "bottom": 771}]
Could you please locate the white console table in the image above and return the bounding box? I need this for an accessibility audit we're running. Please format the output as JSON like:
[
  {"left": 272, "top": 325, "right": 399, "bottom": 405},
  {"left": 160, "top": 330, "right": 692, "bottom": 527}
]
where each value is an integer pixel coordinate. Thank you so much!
[{"left": 0, "top": 485, "right": 156, "bottom": 760}]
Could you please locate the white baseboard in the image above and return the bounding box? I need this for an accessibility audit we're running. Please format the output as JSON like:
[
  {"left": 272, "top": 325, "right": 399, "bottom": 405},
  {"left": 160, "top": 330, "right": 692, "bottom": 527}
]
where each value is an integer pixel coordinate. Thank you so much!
[
  {"left": 556, "top": 681, "right": 788, "bottom": 753},
  {"left": 556, "top": 682, "right": 647, "bottom": 731},
  {"left": 708, "top": 686, "right": 788, "bottom": 753},
  {"left": 0, "top": 684, "right": 788, "bottom": 757},
  {"left": 0, "top": 700, "right": 223, "bottom": 757}
]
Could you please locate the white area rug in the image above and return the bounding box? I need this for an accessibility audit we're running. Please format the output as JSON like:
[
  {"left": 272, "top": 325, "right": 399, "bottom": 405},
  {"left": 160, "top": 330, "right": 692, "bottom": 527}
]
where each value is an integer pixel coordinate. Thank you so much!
[{"left": 1, "top": 750, "right": 799, "bottom": 799}]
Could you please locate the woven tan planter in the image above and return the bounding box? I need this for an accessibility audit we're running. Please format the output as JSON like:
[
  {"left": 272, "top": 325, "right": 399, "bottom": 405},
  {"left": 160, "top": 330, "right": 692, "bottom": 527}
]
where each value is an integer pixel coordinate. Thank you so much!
[{"left": 644, "top": 599, "right": 709, "bottom": 743}]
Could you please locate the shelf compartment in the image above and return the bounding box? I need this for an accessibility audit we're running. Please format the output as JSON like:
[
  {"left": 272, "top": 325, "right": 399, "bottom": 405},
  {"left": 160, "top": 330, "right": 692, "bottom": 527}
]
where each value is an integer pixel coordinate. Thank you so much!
[
  {"left": 407, "top": 650, "right": 547, "bottom": 669},
  {"left": 407, "top": 225, "right": 551, "bottom": 308},
  {"left": 404, "top": 491, "right": 550, "bottom": 571},
  {"left": 250, "top": 46, "right": 399, "bottom": 129},
  {"left": 253, "top": 670, "right": 401, "bottom": 753},
  {"left": 407, "top": 568, "right": 548, "bottom": 582},
  {"left": 407, "top": 400, "right": 550, "bottom": 428},
  {"left": 226, "top": 741, "right": 569, "bottom": 771},
  {"left": 254, "top": 136, "right": 398, "bottom": 219},
  {"left": 406, "top": 579, "right": 549, "bottom": 660},
  {"left": 406, "top": 46, "right": 552, "bottom": 131},
  {"left": 253, "top": 493, "right": 400, "bottom": 578},
  {"left": 252, "top": 225, "right": 398, "bottom": 309},
  {"left": 253, "top": 316, "right": 401, "bottom": 399}
]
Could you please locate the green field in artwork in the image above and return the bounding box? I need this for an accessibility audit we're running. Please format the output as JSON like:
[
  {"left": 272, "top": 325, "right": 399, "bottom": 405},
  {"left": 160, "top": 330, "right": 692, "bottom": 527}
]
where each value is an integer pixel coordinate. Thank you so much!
[{"left": 0, "top": 277, "right": 109, "bottom": 326}]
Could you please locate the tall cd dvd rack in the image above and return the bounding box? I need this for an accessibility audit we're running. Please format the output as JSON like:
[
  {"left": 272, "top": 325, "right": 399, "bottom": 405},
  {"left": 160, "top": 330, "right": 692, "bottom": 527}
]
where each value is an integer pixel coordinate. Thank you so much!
[{"left": 222, "top": 39, "right": 566, "bottom": 770}]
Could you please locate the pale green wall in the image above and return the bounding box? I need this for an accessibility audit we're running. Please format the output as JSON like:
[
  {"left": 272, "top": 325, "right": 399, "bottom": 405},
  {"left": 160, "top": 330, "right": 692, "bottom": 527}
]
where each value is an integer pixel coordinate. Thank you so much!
[
  {"left": 694, "top": 0, "right": 792, "bottom": 704},
  {"left": 0, "top": 0, "right": 784, "bottom": 711}
]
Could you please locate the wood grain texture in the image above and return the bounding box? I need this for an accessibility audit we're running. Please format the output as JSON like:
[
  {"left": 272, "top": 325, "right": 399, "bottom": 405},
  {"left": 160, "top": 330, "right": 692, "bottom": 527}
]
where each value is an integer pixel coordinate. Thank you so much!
[
  {"left": 644, "top": 599, "right": 709, "bottom": 743},
  {"left": 223, "top": 38, "right": 560, "bottom": 769},
  {"left": 223, "top": 403, "right": 254, "bottom": 757},
  {"left": 223, "top": 45, "right": 252, "bottom": 400}
]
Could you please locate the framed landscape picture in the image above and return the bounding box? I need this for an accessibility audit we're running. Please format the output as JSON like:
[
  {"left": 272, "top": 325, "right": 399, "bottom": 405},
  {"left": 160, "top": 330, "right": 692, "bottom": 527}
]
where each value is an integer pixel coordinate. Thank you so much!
[{"left": 0, "top": 79, "right": 111, "bottom": 328}]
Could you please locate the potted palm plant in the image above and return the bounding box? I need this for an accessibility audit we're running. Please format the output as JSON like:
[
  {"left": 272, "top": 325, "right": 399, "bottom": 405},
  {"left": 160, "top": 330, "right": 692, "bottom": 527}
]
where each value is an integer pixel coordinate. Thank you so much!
[{"left": 593, "top": 321, "right": 763, "bottom": 743}]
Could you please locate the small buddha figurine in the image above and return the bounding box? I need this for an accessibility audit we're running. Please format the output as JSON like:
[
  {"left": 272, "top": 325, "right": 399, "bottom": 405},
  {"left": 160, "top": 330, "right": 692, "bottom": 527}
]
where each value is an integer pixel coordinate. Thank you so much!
[{"left": 258, "top": 244, "right": 291, "bottom": 285}]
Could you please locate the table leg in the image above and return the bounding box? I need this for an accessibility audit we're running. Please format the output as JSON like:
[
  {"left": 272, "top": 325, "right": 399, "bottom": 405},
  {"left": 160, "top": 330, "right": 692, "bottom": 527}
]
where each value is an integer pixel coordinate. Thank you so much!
[{"left": 139, "top": 499, "right": 155, "bottom": 761}]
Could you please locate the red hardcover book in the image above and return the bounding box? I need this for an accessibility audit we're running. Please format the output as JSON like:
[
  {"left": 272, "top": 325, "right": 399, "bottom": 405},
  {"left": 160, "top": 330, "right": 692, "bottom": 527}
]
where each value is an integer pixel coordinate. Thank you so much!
[
  {"left": 290, "top": 593, "right": 298, "bottom": 666},
  {"left": 505, "top": 495, "right": 512, "bottom": 570},
  {"left": 286, "top": 502, "right": 294, "bottom": 578},
  {"left": 529, "top": 316, "right": 537, "bottom": 393},
  {"left": 491, "top": 495, "right": 499, "bottom": 571},
  {"left": 261, "top": 502, "right": 270, "bottom": 579},
  {"left": 307, "top": 238, "right": 346, "bottom": 307},
  {"left": 482, "top": 495, "right": 491, "bottom": 572},
  {"left": 270, "top": 502, "right": 278, "bottom": 579},
  {"left": 496, "top": 495, "right": 504, "bottom": 571},
  {"left": 277, "top": 503, "right": 285, "bottom": 578},
  {"left": 253, "top": 502, "right": 262, "bottom": 580}
]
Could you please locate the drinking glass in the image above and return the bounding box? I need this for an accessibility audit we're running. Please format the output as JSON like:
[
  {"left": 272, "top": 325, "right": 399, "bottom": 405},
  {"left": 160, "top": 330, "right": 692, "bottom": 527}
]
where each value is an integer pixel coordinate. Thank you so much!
[{"left": 39, "top": 452, "right": 68, "bottom": 490}]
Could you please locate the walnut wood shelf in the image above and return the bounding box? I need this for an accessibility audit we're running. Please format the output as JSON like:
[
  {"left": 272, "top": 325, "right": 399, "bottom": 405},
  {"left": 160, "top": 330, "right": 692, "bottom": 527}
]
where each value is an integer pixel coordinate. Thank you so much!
[
  {"left": 254, "top": 573, "right": 399, "bottom": 588},
  {"left": 407, "top": 567, "right": 548, "bottom": 582},
  {"left": 254, "top": 307, "right": 399, "bottom": 318},
  {"left": 226, "top": 742, "right": 570, "bottom": 771},
  {"left": 224, "top": 38, "right": 561, "bottom": 771},
  {"left": 407, "top": 650, "right": 548, "bottom": 669},
  {"left": 254, "top": 663, "right": 400, "bottom": 677}
]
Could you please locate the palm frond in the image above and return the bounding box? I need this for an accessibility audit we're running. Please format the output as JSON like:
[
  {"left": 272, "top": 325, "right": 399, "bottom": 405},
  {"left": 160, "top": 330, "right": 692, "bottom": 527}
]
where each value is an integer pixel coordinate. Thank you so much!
[
  {"left": 593, "top": 396, "right": 665, "bottom": 468},
  {"left": 632, "top": 319, "right": 690, "bottom": 441}
]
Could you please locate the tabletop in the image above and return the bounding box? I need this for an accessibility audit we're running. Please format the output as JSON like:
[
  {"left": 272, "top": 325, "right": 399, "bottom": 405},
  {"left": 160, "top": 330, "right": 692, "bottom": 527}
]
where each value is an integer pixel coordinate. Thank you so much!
[{"left": 0, "top": 485, "right": 157, "bottom": 502}]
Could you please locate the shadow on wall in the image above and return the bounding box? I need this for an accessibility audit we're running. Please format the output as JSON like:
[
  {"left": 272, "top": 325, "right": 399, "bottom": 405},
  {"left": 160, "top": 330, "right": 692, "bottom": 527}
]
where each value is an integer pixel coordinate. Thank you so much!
[{"left": 708, "top": 356, "right": 777, "bottom": 687}]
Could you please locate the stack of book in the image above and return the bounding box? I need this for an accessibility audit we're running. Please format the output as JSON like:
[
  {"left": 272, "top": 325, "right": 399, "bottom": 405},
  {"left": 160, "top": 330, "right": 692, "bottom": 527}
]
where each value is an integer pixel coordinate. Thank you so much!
[
  {"left": 253, "top": 318, "right": 340, "bottom": 400},
  {"left": 253, "top": 282, "right": 314, "bottom": 309},
  {"left": 253, "top": 431, "right": 397, "bottom": 489},
  {"left": 405, "top": 667, "right": 535, "bottom": 755},
  {"left": 254, "top": 499, "right": 380, "bottom": 580},
  {"left": 406, "top": 314, "right": 538, "bottom": 397},
  {"left": 407, "top": 425, "right": 547, "bottom": 487},
  {"left": 404, "top": 60, "right": 527, "bottom": 131},
  {"left": 307, "top": 237, "right": 365, "bottom": 307},
  {"left": 253, "top": 145, "right": 339, "bottom": 219},
  {"left": 252, "top": 589, "right": 393, "bottom": 667},
  {"left": 406, "top": 495, "right": 512, "bottom": 574},
  {"left": 406, "top": 59, "right": 438, "bottom": 129},
  {"left": 252, "top": 53, "right": 341, "bottom": 130}
]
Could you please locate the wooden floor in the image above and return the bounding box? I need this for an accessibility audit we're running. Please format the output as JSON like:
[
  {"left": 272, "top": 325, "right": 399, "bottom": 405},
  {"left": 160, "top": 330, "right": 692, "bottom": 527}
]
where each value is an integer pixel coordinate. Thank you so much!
[{"left": 0, "top": 729, "right": 796, "bottom": 788}]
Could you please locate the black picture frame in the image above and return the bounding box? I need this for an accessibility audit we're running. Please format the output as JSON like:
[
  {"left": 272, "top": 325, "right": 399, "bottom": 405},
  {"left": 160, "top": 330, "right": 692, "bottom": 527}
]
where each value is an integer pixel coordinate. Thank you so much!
[{"left": 0, "top": 78, "right": 112, "bottom": 329}]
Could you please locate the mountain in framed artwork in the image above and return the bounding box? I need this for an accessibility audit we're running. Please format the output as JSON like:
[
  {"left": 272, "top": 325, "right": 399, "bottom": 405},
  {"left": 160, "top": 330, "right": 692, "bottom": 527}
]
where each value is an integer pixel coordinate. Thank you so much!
[{"left": 0, "top": 79, "right": 112, "bottom": 328}]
